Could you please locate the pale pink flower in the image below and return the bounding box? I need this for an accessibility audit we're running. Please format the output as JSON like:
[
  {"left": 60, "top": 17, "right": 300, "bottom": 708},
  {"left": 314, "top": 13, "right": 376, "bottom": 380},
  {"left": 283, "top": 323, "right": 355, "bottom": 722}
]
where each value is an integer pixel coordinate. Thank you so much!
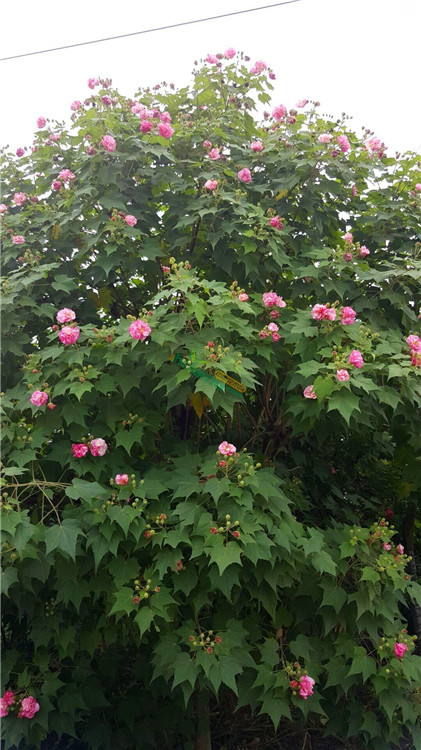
[
  {"left": 318, "top": 134, "right": 333, "bottom": 143},
  {"left": 311, "top": 304, "right": 327, "bottom": 320},
  {"left": 394, "top": 642, "right": 407, "bottom": 659},
  {"left": 303, "top": 385, "right": 317, "bottom": 399},
  {"left": 12, "top": 235, "right": 25, "bottom": 244},
  {"left": 341, "top": 306, "right": 356, "bottom": 325},
  {"left": 3, "top": 691, "right": 14, "bottom": 706},
  {"left": 263, "top": 292, "right": 285, "bottom": 308},
  {"left": 71, "top": 100, "right": 82, "bottom": 111},
  {"left": 37, "top": 116, "right": 46, "bottom": 128},
  {"left": 272, "top": 104, "right": 287, "bottom": 121},
  {"left": 13, "top": 192, "right": 26, "bottom": 206},
  {"left": 267, "top": 322, "right": 279, "bottom": 333},
  {"left": 205, "top": 54, "right": 218, "bottom": 64},
  {"left": 238, "top": 168, "right": 252, "bottom": 183},
  {"left": 30, "top": 390, "right": 48, "bottom": 407},
  {"left": 115, "top": 474, "right": 129, "bottom": 485},
  {"left": 58, "top": 169, "right": 75, "bottom": 182},
  {"left": 140, "top": 120, "right": 152, "bottom": 134},
  {"left": 337, "top": 134, "right": 350, "bottom": 153},
  {"left": 407, "top": 335, "right": 421, "bottom": 352},
  {"left": 297, "top": 99, "right": 308, "bottom": 108},
  {"left": 203, "top": 140, "right": 212, "bottom": 148},
  {"left": 0, "top": 204, "right": 7, "bottom": 213},
  {"left": 336, "top": 369, "right": 350, "bottom": 382},
  {"left": 16, "top": 148, "right": 25, "bottom": 157},
  {"left": 383, "top": 542, "right": 391, "bottom": 551},
  {"left": 396, "top": 544, "right": 404, "bottom": 555},
  {"left": 0, "top": 699, "right": 8, "bottom": 718},
  {"left": 131, "top": 102, "right": 143, "bottom": 114},
  {"left": 359, "top": 246, "right": 370, "bottom": 258},
  {"left": 102, "top": 135, "right": 116, "bottom": 152},
  {"left": 208, "top": 148, "right": 220, "bottom": 160},
  {"left": 272, "top": 332, "right": 281, "bottom": 342},
  {"left": 344, "top": 232, "right": 353, "bottom": 243},
  {"left": 365, "top": 137, "right": 381, "bottom": 152},
  {"left": 218, "top": 441, "right": 237, "bottom": 456},
  {"left": 269, "top": 216, "right": 283, "bottom": 229},
  {"left": 349, "top": 349, "right": 364, "bottom": 368},
  {"left": 58, "top": 326, "right": 80, "bottom": 346},
  {"left": 299, "top": 675, "right": 315, "bottom": 700},
  {"left": 72, "top": 443, "right": 88, "bottom": 458},
  {"left": 125, "top": 215, "right": 137, "bottom": 227},
  {"left": 56, "top": 308, "right": 76, "bottom": 323},
  {"left": 129, "top": 319, "right": 151, "bottom": 341},
  {"left": 53, "top": 181, "right": 62, "bottom": 191},
  {"left": 250, "top": 60, "right": 267, "bottom": 74},
  {"left": 204, "top": 179, "right": 218, "bottom": 191},
  {"left": 18, "top": 696, "right": 40, "bottom": 719},
  {"left": 238, "top": 293, "right": 249, "bottom": 301},
  {"left": 88, "top": 77, "right": 100, "bottom": 89},
  {"left": 51, "top": 133, "right": 61, "bottom": 142},
  {"left": 251, "top": 140, "right": 263, "bottom": 152},
  {"left": 415, "top": 184, "right": 421, "bottom": 192},
  {"left": 224, "top": 47, "right": 236, "bottom": 58},
  {"left": 158, "top": 122, "right": 174, "bottom": 139},
  {"left": 160, "top": 111, "right": 172, "bottom": 124},
  {"left": 90, "top": 438, "right": 108, "bottom": 457},
  {"left": 325, "top": 308, "right": 337, "bottom": 321}
]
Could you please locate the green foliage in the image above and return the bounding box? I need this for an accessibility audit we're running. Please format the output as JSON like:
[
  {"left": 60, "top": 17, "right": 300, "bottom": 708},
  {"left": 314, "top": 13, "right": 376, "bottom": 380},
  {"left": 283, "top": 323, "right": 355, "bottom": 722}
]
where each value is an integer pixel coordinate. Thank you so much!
[{"left": 1, "top": 48, "right": 421, "bottom": 750}]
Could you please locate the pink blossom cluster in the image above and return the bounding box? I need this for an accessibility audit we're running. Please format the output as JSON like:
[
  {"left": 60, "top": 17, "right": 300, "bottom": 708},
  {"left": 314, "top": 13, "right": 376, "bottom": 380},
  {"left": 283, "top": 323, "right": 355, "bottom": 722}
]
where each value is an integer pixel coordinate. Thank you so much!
[
  {"left": 37, "top": 116, "right": 46, "bottom": 128},
  {"left": 407, "top": 334, "right": 421, "bottom": 367},
  {"left": 131, "top": 105, "right": 174, "bottom": 138},
  {"left": 263, "top": 292, "right": 286, "bottom": 309},
  {"left": 128, "top": 319, "right": 151, "bottom": 341},
  {"left": 238, "top": 168, "right": 251, "bottom": 183},
  {"left": 250, "top": 60, "right": 267, "bottom": 74},
  {"left": 299, "top": 675, "right": 315, "bottom": 699},
  {"left": 115, "top": 473, "right": 129, "bottom": 485},
  {"left": 2, "top": 691, "right": 40, "bottom": 719},
  {"left": 102, "top": 134, "right": 116, "bottom": 152},
  {"left": 250, "top": 140, "right": 263, "bottom": 152},
  {"left": 30, "top": 390, "right": 48, "bottom": 407},
  {"left": 88, "top": 77, "right": 100, "bottom": 89},
  {"left": 337, "top": 134, "right": 350, "bottom": 153},
  {"left": 365, "top": 137, "right": 387, "bottom": 157},
  {"left": 349, "top": 349, "right": 364, "bottom": 368},
  {"left": 56, "top": 307, "right": 80, "bottom": 346},
  {"left": 72, "top": 438, "right": 108, "bottom": 458},
  {"left": 311, "top": 304, "right": 336, "bottom": 322},
  {"left": 218, "top": 441, "right": 237, "bottom": 456},
  {"left": 14, "top": 192, "right": 26, "bottom": 206},
  {"left": 58, "top": 169, "right": 75, "bottom": 182},
  {"left": 259, "top": 322, "right": 281, "bottom": 342},
  {"left": 269, "top": 215, "right": 283, "bottom": 229},
  {"left": 1, "top": 690, "right": 15, "bottom": 717}
]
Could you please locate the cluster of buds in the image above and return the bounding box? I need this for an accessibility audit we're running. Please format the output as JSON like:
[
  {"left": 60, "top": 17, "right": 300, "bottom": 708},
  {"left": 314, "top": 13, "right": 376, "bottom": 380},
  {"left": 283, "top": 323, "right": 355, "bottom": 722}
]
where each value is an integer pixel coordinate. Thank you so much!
[
  {"left": 210, "top": 514, "right": 240, "bottom": 538},
  {"left": 71, "top": 364, "right": 94, "bottom": 383},
  {"left": 121, "top": 413, "right": 144, "bottom": 428},
  {"left": 267, "top": 207, "right": 285, "bottom": 231},
  {"left": 44, "top": 597, "right": 55, "bottom": 617},
  {"left": 92, "top": 324, "right": 117, "bottom": 344},
  {"left": 132, "top": 577, "right": 160, "bottom": 605},
  {"left": 339, "top": 233, "right": 371, "bottom": 263},
  {"left": 17, "top": 248, "right": 41, "bottom": 267},
  {"left": 379, "top": 630, "right": 416, "bottom": 668},
  {"left": 144, "top": 513, "right": 167, "bottom": 539},
  {"left": 203, "top": 341, "right": 227, "bottom": 363},
  {"left": 259, "top": 322, "right": 281, "bottom": 342},
  {"left": 349, "top": 520, "right": 410, "bottom": 576},
  {"left": 189, "top": 629, "right": 222, "bottom": 654},
  {"left": 167, "top": 257, "right": 191, "bottom": 279},
  {"left": 285, "top": 662, "right": 315, "bottom": 700},
  {"left": 229, "top": 280, "right": 249, "bottom": 302}
]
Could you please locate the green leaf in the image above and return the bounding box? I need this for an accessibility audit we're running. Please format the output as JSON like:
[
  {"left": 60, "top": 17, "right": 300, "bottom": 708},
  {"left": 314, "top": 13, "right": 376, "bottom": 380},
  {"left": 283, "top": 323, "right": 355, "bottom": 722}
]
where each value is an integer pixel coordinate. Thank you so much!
[
  {"left": 327, "top": 391, "right": 360, "bottom": 425},
  {"left": 209, "top": 542, "right": 242, "bottom": 574},
  {"left": 171, "top": 652, "right": 197, "bottom": 690},
  {"left": 45, "top": 519, "right": 84, "bottom": 560},
  {"left": 135, "top": 607, "right": 154, "bottom": 636},
  {"left": 313, "top": 375, "right": 334, "bottom": 401},
  {"left": 109, "top": 586, "right": 135, "bottom": 616}
]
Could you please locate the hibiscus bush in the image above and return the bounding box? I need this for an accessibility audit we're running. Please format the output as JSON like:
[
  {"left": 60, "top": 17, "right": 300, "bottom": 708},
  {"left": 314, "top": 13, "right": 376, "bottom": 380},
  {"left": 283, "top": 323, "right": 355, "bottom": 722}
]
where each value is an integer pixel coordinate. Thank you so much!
[{"left": 1, "top": 49, "right": 421, "bottom": 750}]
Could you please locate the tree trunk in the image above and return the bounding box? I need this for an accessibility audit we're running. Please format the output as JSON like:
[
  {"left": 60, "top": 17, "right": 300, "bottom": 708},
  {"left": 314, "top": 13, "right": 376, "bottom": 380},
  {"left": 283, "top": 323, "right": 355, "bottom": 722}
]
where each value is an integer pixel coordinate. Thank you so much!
[{"left": 194, "top": 690, "right": 211, "bottom": 750}]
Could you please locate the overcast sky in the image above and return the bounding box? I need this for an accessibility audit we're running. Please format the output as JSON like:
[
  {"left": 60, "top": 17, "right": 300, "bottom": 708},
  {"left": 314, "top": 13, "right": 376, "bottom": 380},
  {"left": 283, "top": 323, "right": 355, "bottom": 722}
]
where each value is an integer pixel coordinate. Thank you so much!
[{"left": 1, "top": 0, "right": 420, "bottom": 155}]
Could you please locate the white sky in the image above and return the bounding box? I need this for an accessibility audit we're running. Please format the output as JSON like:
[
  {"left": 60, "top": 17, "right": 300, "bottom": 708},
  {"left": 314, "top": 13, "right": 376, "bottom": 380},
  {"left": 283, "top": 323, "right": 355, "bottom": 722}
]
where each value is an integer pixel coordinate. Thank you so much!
[{"left": 1, "top": 0, "right": 420, "bottom": 154}]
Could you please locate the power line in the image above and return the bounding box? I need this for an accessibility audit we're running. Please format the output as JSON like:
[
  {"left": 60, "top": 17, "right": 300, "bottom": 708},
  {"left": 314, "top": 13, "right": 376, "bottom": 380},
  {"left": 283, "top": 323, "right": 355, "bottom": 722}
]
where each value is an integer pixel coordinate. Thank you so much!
[{"left": 0, "top": 1, "right": 300, "bottom": 62}]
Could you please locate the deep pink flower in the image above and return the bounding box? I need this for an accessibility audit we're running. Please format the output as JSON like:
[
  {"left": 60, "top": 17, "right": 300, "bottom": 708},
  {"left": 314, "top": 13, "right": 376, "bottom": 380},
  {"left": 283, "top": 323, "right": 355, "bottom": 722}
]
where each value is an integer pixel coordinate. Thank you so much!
[
  {"left": 58, "top": 169, "right": 75, "bottom": 182},
  {"left": 272, "top": 104, "right": 287, "bottom": 121},
  {"left": 140, "top": 120, "right": 152, "bottom": 134},
  {"left": 263, "top": 292, "right": 285, "bottom": 308},
  {"left": 204, "top": 179, "right": 218, "bottom": 191},
  {"left": 272, "top": 332, "right": 281, "bottom": 342},
  {"left": 344, "top": 252, "right": 353, "bottom": 262},
  {"left": 58, "top": 326, "right": 80, "bottom": 346},
  {"left": 0, "top": 204, "right": 7, "bottom": 213},
  {"left": 57, "top": 308, "right": 76, "bottom": 323},
  {"left": 208, "top": 148, "right": 220, "bottom": 160},
  {"left": 383, "top": 542, "right": 391, "bottom": 551},
  {"left": 0, "top": 699, "right": 8, "bottom": 718},
  {"left": 218, "top": 441, "right": 237, "bottom": 456},
  {"left": 344, "top": 232, "right": 353, "bottom": 243},
  {"left": 102, "top": 95, "right": 112, "bottom": 105},
  {"left": 349, "top": 349, "right": 364, "bottom": 368},
  {"left": 237, "top": 168, "right": 251, "bottom": 183},
  {"left": 14, "top": 192, "right": 26, "bottom": 205},
  {"left": 251, "top": 140, "right": 263, "bottom": 152},
  {"left": 269, "top": 216, "right": 283, "bottom": 229},
  {"left": 386, "top": 508, "right": 394, "bottom": 518},
  {"left": 270, "top": 310, "right": 279, "bottom": 319},
  {"left": 16, "top": 148, "right": 25, "bottom": 157},
  {"left": 30, "top": 390, "right": 48, "bottom": 407},
  {"left": 259, "top": 330, "right": 269, "bottom": 340},
  {"left": 72, "top": 443, "right": 88, "bottom": 458},
  {"left": 37, "top": 116, "right": 46, "bottom": 128},
  {"left": 299, "top": 675, "right": 315, "bottom": 700},
  {"left": 90, "top": 438, "right": 108, "bottom": 457},
  {"left": 162, "top": 266, "right": 170, "bottom": 272},
  {"left": 394, "top": 642, "right": 407, "bottom": 659},
  {"left": 3, "top": 691, "right": 14, "bottom": 706},
  {"left": 396, "top": 544, "right": 404, "bottom": 555},
  {"left": 205, "top": 54, "right": 218, "bottom": 64},
  {"left": 407, "top": 335, "right": 421, "bottom": 352},
  {"left": 310, "top": 304, "right": 327, "bottom": 320},
  {"left": 129, "top": 319, "right": 151, "bottom": 341},
  {"left": 71, "top": 100, "right": 82, "bottom": 111},
  {"left": 115, "top": 474, "right": 129, "bottom": 485},
  {"left": 411, "top": 351, "right": 421, "bottom": 368},
  {"left": 203, "top": 140, "right": 212, "bottom": 148},
  {"left": 318, "top": 134, "right": 332, "bottom": 143},
  {"left": 336, "top": 369, "right": 350, "bottom": 382},
  {"left": 352, "top": 184, "right": 358, "bottom": 196},
  {"left": 53, "top": 181, "right": 62, "bottom": 191},
  {"left": 341, "top": 306, "right": 356, "bottom": 325},
  {"left": 125, "top": 214, "right": 137, "bottom": 227},
  {"left": 267, "top": 322, "right": 279, "bottom": 333},
  {"left": 12, "top": 235, "right": 25, "bottom": 245},
  {"left": 88, "top": 77, "right": 99, "bottom": 89},
  {"left": 102, "top": 135, "right": 116, "bottom": 152},
  {"left": 250, "top": 60, "right": 267, "bottom": 74},
  {"left": 158, "top": 122, "right": 174, "bottom": 139},
  {"left": 359, "top": 245, "right": 370, "bottom": 257},
  {"left": 238, "top": 293, "right": 249, "bottom": 301},
  {"left": 18, "top": 696, "right": 40, "bottom": 719},
  {"left": 303, "top": 385, "right": 317, "bottom": 399},
  {"left": 337, "top": 134, "right": 350, "bottom": 153},
  {"left": 224, "top": 47, "right": 236, "bottom": 58}
]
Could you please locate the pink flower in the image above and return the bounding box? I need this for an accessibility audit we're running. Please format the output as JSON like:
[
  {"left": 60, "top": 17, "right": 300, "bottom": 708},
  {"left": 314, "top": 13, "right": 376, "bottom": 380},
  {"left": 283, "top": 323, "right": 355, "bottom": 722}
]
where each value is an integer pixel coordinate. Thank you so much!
[
  {"left": 224, "top": 47, "right": 236, "bottom": 58},
  {"left": 129, "top": 319, "right": 151, "bottom": 341},
  {"left": 270, "top": 310, "right": 279, "bottom": 319},
  {"left": 3, "top": 691, "right": 14, "bottom": 707},
  {"left": 12, "top": 235, "right": 25, "bottom": 244},
  {"left": 56, "top": 308, "right": 76, "bottom": 323},
  {"left": 0, "top": 204, "right": 7, "bottom": 213},
  {"left": 18, "top": 696, "right": 40, "bottom": 719},
  {"left": 272, "top": 332, "right": 281, "bottom": 342},
  {"left": 37, "top": 116, "right": 46, "bottom": 128},
  {"left": 344, "top": 252, "right": 353, "bottom": 262},
  {"left": 263, "top": 292, "right": 285, "bottom": 308},
  {"left": 30, "top": 390, "right": 48, "bottom": 407},
  {"left": 102, "top": 135, "right": 116, "bottom": 152},
  {"left": 259, "top": 330, "right": 269, "bottom": 340},
  {"left": 349, "top": 349, "right": 364, "bottom": 368},
  {"left": 251, "top": 140, "right": 263, "bottom": 152},
  {"left": 415, "top": 184, "right": 421, "bottom": 192},
  {"left": 16, "top": 148, "right": 25, "bottom": 157},
  {"left": 58, "top": 169, "right": 75, "bottom": 181},
  {"left": 238, "top": 293, "right": 249, "bottom": 301},
  {"left": 72, "top": 443, "right": 89, "bottom": 458},
  {"left": 140, "top": 120, "right": 152, "bottom": 134},
  {"left": 383, "top": 542, "right": 391, "bottom": 551},
  {"left": 218, "top": 441, "right": 237, "bottom": 456},
  {"left": 297, "top": 99, "right": 308, "bottom": 108},
  {"left": 102, "top": 95, "right": 112, "bottom": 105},
  {"left": 359, "top": 245, "right": 370, "bottom": 258},
  {"left": 250, "top": 60, "right": 267, "bottom": 74},
  {"left": 51, "top": 133, "right": 61, "bottom": 142},
  {"left": 411, "top": 351, "right": 421, "bottom": 368},
  {"left": 88, "top": 77, "right": 100, "bottom": 89},
  {"left": 204, "top": 179, "right": 218, "bottom": 191},
  {"left": 407, "top": 335, "right": 421, "bottom": 352},
  {"left": 341, "top": 306, "right": 356, "bottom": 325},
  {"left": 267, "top": 322, "right": 279, "bottom": 333},
  {"left": 58, "top": 326, "right": 80, "bottom": 346},
  {"left": 344, "top": 232, "right": 353, "bottom": 243},
  {"left": 386, "top": 508, "right": 394, "bottom": 518},
  {"left": 336, "top": 369, "right": 350, "bottom": 382},
  {"left": 337, "top": 134, "right": 350, "bottom": 153},
  {"left": 318, "top": 134, "right": 333, "bottom": 143},
  {"left": 394, "top": 642, "right": 407, "bottom": 659},
  {"left": 1, "top": 699, "right": 8, "bottom": 718},
  {"left": 303, "top": 385, "right": 317, "bottom": 399},
  {"left": 162, "top": 266, "right": 170, "bottom": 273},
  {"left": 299, "top": 675, "right": 315, "bottom": 700},
  {"left": 352, "top": 184, "right": 358, "bottom": 196},
  {"left": 158, "top": 122, "right": 174, "bottom": 139},
  {"left": 160, "top": 111, "right": 172, "bottom": 124},
  {"left": 208, "top": 147, "right": 220, "bottom": 160},
  {"left": 396, "top": 544, "right": 404, "bottom": 555},
  {"left": 269, "top": 216, "right": 283, "bottom": 229},
  {"left": 238, "top": 168, "right": 252, "bottom": 183},
  {"left": 71, "top": 100, "right": 82, "bottom": 111},
  {"left": 272, "top": 104, "right": 287, "bottom": 121},
  {"left": 14, "top": 192, "right": 26, "bottom": 205},
  {"left": 125, "top": 214, "right": 137, "bottom": 227},
  {"left": 90, "top": 438, "right": 108, "bottom": 457},
  {"left": 205, "top": 54, "right": 218, "bottom": 64},
  {"left": 203, "top": 140, "right": 212, "bottom": 149},
  {"left": 366, "top": 137, "right": 381, "bottom": 152},
  {"left": 115, "top": 474, "right": 129, "bottom": 485},
  {"left": 310, "top": 304, "right": 327, "bottom": 321},
  {"left": 53, "top": 180, "right": 62, "bottom": 191},
  {"left": 326, "top": 308, "right": 337, "bottom": 321}
]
